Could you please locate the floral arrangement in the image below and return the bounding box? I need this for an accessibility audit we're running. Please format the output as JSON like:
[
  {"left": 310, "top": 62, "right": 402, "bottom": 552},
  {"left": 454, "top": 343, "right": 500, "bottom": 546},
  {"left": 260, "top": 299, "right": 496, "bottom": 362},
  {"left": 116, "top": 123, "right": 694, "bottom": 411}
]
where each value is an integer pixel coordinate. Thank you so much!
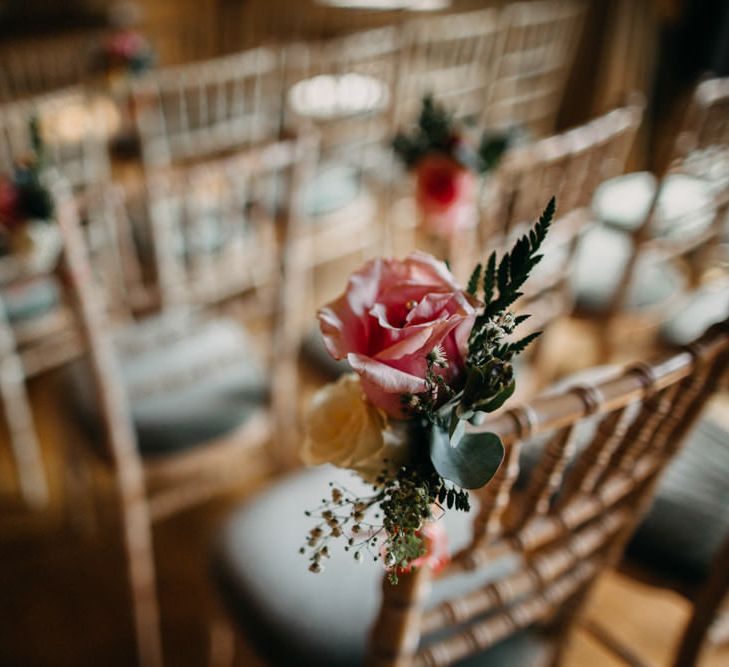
[
  {"left": 301, "top": 198, "right": 555, "bottom": 582},
  {"left": 392, "top": 96, "right": 513, "bottom": 238},
  {"left": 94, "top": 29, "right": 155, "bottom": 78},
  {"left": 0, "top": 119, "right": 61, "bottom": 275}
]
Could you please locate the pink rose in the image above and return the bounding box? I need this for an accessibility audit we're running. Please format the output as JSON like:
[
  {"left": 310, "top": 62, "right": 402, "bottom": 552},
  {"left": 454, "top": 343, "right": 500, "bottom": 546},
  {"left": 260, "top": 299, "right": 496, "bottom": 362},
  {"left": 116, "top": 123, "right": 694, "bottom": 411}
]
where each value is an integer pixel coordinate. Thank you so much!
[
  {"left": 416, "top": 155, "right": 477, "bottom": 238},
  {"left": 319, "top": 252, "right": 479, "bottom": 418},
  {"left": 107, "top": 30, "right": 146, "bottom": 60}
]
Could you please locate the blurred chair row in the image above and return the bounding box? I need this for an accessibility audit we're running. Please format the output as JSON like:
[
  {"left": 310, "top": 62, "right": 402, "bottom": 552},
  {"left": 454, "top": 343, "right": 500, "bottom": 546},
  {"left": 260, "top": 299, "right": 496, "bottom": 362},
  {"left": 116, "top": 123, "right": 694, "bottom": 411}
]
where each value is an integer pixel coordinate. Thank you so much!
[{"left": 0, "top": 4, "right": 728, "bottom": 667}]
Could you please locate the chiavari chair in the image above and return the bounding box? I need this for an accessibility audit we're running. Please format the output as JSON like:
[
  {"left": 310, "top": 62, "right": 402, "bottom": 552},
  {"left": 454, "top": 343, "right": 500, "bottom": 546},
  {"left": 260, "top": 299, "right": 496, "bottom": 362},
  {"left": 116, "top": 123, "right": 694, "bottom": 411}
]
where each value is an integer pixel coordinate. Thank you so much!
[
  {"left": 0, "top": 89, "right": 114, "bottom": 376},
  {"left": 396, "top": 8, "right": 503, "bottom": 129},
  {"left": 283, "top": 28, "right": 402, "bottom": 372},
  {"left": 482, "top": 0, "right": 586, "bottom": 138},
  {"left": 477, "top": 101, "right": 643, "bottom": 383},
  {"left": 586, "top": 77, "right": 729, "bottom": 357},
  {"left": 42, "top": 137, "right": 310, "bottom": 666},
  {"left": 0, "top": 87, "right": 113, "bottom": 192},
  {"left": 0, "top": 31, "right": 98, "bottom": 102},
  {"left": 211, "top": 318, "right": 729, "bottom": 667},
  {"left": 131, "top": 47, "right": 285, "bottom": 170}
]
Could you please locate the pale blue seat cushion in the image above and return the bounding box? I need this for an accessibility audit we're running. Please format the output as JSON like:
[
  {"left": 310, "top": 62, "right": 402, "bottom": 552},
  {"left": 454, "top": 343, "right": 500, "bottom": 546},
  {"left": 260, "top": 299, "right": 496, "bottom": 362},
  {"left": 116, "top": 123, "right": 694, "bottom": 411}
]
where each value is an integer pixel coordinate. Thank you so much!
[
  {"left": 659, "top": 279, "right": 729, "bottom": 346},
  {"left": 301, "top": 324, "right": 351, "bottom": 378},
  {"left": 626, "top": 415, "right": 729, "bottom": 587},
  {"left": 66, "top": 313, "right": 268, "bottom": 456},
  {"left": 303, "top": 163, "right": 363, "bottom": 218},
  {"left": 0, "top": 275, "right": 61, "bottom": 324},
  {"left": 571, "top": 225, "right": 685, "bottom": 313},
  {"left": 214, "top": 465, "right": 554, "bottom": 667},
  {"left": 593, "top": 172, "right": 715, "bottom": 239}
]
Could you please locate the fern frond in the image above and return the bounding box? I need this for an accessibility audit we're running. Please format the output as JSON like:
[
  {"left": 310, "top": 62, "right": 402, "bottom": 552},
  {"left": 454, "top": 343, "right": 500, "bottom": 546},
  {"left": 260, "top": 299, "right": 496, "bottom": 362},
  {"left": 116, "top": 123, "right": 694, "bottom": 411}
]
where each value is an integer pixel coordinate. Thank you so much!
[{"left": 466, "top": 263, "right": 482, "bottom": 296}]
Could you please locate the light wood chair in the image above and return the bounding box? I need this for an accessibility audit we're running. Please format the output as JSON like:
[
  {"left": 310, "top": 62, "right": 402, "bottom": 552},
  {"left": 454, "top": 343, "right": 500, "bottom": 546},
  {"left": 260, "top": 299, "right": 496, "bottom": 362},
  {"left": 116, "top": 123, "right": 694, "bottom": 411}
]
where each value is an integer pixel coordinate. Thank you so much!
[
  {"left": 0, "top": 87, "right": 112, "bottom": 192},
  {"left": 131, "top": 47, "right": 285, "bottom": 170},
  {"left": 477, "top": 101, "right": 643, "bottom": 382},
  {"left": 283, "top": 29, "right": 402, "bottom": 367},
  {"left": 0, "top": 31, "right": 98, "bottom": 102},
  {"left": 284, "top": 26, "right": 400, "bottom": 177},
  {"left": 584, "top": 77, "right": 729, "bottom": 358},
  {"left": 482, "top": 0, "right": 586, "bottom": 138},
  {"left": 43, "top": 138, "right": 309, "bottom": 666},
  {"left": 396, "top": 8, "right": 504, "bottom": 129},
  {"left": 211, "top": 318, "right": 729, "bottom": 667}
]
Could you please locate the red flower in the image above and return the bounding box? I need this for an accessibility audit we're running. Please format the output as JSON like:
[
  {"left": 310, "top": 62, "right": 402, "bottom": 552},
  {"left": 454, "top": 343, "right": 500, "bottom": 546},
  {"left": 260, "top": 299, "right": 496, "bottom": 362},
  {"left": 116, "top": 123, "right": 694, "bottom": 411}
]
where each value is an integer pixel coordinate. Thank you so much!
[
  {"left": 415, "top": 155, "right": 477, "bottom": 237},
  {"left": 106, "top": 30, "right": 146, "bottom": 60},
  {"left": 0, "top": 178, "right": 21, "bottom": 230}
]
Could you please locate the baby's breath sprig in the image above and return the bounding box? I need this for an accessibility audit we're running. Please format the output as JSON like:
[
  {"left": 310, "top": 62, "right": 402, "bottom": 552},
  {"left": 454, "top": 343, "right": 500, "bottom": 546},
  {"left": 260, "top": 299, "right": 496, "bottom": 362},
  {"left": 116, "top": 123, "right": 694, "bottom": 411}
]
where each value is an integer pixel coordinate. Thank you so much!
[{"left": 302, "top": 462, "right": 470, "bottom": 583}]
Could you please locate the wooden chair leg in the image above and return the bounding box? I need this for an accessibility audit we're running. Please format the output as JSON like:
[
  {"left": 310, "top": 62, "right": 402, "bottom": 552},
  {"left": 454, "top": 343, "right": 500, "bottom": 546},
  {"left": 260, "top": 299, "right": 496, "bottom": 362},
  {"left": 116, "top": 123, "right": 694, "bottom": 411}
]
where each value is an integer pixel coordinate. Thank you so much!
[
  {"left": 118, "top": 492, "right": 164, "bottom": 667},
  {"left": 0, "top": 352, "right": 49, "bottom": 509},
  {"left": 673, "top": 534, "right": 729, "bottom": 667}
]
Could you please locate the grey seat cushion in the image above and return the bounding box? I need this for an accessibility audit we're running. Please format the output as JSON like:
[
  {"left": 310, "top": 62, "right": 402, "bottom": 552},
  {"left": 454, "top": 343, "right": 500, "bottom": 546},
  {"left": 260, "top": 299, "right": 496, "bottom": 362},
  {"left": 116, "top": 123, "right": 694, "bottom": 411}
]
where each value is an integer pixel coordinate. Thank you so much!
[
  {"left": 571, "top": 224, "right": 685, "bottom": 314},
  {"left": 0, "top": 275, "right": 61, "bottom": 324},
  {"left": 303, "top": 164, "right": 362, "bottom": 218},
  {"left": 214, "top": 465, "right": 553, "bottom": 667},
  {"left": 593, "top": 172, "right": 715, "bottom": 239},
  {"left": 66, "top": 312, "right": 268, "bottom": 457},
  {"left": 301, "top": 324, "right": 351, "bottom": 378},
  {"left": 626, "top": 415, "right": 729, "bottom": 587},
  {"left": 659, "top": 278, "right": 729, "bottom": 347}
]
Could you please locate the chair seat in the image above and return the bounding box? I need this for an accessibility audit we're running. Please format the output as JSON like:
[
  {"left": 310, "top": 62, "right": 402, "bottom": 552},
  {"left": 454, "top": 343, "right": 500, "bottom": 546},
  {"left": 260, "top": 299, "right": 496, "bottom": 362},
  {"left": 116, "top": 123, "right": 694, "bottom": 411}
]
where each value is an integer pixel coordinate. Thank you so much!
[
  {"left": 301, "top": 324, "right": 350, "bottom": 378},
  {"left": 66, "top": 312, "right": 268, "bottom": 457},
  {"left": 626, "top": 414, "right": 729, "bottom": 588},
  {"left": 214, "top": 464, "right": 552, "bottom": 667},
  {"left": 303, "top": 163, "right": 363, "bottom": 218},
  {"left": 659, "top": 278, "right": 729, "bottom": 347},
  {"left": 593, "top": 172, "right": 715, "bottom": 239},
  {"left": 0, "top": 275, "right": 61, "bottom": 324},
  {"left": 571, "top": 225, "right": 685, "bottom": 314}
]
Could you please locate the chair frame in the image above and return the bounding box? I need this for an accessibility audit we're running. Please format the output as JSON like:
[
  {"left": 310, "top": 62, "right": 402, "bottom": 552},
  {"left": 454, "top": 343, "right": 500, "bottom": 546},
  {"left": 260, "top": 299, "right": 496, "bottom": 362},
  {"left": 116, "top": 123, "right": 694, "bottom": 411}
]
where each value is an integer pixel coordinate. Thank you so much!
[
  {"left": 365, "top": 319, "right": 729, "bottom": 667},
  {"left": 48, "top": 136, "right": 311, "bottom": 666},
  {"left": 605, "top": 77, "right": 729, "bottom": 330},
  {"left": 132, "top": 47, "right": 285, "bottom": 170}
]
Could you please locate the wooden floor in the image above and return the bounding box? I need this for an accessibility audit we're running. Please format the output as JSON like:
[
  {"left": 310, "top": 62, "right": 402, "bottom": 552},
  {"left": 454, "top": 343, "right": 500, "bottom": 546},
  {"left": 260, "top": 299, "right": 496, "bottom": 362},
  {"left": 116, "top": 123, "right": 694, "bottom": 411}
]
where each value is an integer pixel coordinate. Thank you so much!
[{"left": 0, "top": 320, "right": 728, "bottom": 667}]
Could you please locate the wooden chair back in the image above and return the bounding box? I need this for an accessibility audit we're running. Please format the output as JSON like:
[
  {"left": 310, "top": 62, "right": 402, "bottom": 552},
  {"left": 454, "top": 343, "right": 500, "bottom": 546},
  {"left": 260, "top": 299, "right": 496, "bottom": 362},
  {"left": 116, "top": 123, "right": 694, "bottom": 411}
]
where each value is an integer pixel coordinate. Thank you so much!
[
  {"left": 481, "top": 101, "right": 643, "bottom": 327},
  {"left": 672, "top": 76, "right": 729, "bottom": 163},
  {"left": 484, "top": 102, "right": 642, "bottom": 238},
  {"left": 397, "top": 9, "right": 503, "bottom": 127},
  {"left": 142, "top": 137, "right": 314, "bottom": 311},
  {"left": 368, "top": 319, "right": 729, "bottom": 667},
  {"left": 606, "top": 78, "right": 729, "bottom": 320},
  {"left": 132, "top": 47, "right": 284, "bottom": 169},
  {"left": 0, "top": 177, "right": 143, "bottom": 510},
  {"left": 0, "top": 32, "right": 96, "bottom": 102},
  {"left": 284, "top": 27, "right": 400, "bottom": 175},
  {"left": 483, "top": 0, "right": 586, "bottom": 137},
  {"left": 0, "top": 88, "right": 112, "bottom": 192}
]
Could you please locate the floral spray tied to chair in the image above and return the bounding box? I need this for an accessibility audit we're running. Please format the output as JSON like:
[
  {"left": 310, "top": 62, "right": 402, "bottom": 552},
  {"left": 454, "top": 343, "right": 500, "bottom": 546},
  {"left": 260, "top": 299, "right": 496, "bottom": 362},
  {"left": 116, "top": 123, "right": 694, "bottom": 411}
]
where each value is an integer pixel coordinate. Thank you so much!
[
  {"left": 392, "top": 95, "right": 513, "bottom": 240},
  {"left": 301, "top": 197, "right": 556, "bottom": 582},
  {"left": 0, "top": 117, "right": 60, "bottom": 277}
]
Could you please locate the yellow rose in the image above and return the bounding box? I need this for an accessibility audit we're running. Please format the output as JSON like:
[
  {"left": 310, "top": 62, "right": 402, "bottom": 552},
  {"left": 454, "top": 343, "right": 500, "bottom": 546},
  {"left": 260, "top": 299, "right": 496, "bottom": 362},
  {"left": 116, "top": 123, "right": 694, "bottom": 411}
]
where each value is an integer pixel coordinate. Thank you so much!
[{"left": 301, "top": 374, "right": 410, "bottom": 482}]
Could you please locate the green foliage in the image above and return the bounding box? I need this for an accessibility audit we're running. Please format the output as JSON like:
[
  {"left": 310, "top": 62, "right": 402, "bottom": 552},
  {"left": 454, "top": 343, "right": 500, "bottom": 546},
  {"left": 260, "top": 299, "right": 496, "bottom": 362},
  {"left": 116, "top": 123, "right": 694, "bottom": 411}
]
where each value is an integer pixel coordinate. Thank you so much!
[
  {"left": 392, "top": 95, "right": 511, "bottom": 174},
  {"left": 430, "top": 427, "right": 504, "bottom": 489}
]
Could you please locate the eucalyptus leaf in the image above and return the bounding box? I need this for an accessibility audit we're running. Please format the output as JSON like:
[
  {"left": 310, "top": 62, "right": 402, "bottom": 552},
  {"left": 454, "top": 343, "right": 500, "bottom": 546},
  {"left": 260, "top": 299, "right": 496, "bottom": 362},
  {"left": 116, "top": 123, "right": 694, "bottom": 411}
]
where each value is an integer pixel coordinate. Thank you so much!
[
  {"left": 430, "top": 427, "right": 504, "bottom": 489},
  {"left": 449, "top": 415, "right": 466, "bottom": 446},
  {"left": 474, "top": 379, "right": 515, "bottom": 413}
]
